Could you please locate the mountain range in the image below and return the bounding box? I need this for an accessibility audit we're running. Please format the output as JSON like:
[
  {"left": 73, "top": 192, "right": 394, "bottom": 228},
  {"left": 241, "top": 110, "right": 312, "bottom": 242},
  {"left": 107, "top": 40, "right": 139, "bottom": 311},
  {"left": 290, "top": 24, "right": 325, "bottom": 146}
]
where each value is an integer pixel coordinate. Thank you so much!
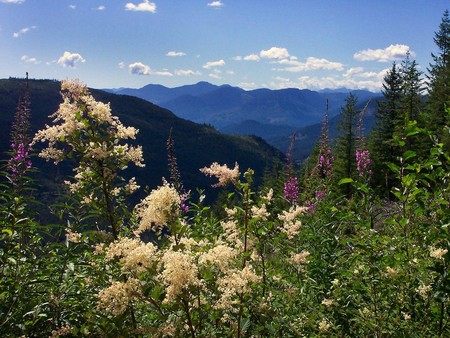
[
  {"left": 0, "top": 78, "right": 283, "bottom": 203},
  {"left": 106, "top": 82, "right": 382, "bottom": 160}
]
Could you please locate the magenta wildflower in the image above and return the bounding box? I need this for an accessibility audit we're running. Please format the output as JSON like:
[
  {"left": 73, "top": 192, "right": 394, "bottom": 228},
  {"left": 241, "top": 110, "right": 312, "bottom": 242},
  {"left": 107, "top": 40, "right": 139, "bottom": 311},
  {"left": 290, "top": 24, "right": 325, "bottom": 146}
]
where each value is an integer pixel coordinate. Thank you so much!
[
  {"left": 356, "top": 149, "right": 373, "bottom": 177},
  {"left": 284, "top": 177, "right": 299, "bottom": 205},
  {"left": 7, "top": 142, "right": 32, "bottom": 179},
  {"left": 318, "top": 148, "right": 334, "bottom": 176}
]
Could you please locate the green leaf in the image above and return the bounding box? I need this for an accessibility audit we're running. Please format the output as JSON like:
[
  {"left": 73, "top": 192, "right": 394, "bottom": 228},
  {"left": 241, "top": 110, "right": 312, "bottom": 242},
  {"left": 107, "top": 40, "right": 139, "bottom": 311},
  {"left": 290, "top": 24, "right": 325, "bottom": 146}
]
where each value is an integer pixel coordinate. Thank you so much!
[
  {"left": 338, "top": 178, "right": 353, "bottom": 185},
  {"left": 402, "top": 150, "right": 416, "bottom": 162},
  {"left": 2, "top": 228, "right": 12, "bottom": 236}
]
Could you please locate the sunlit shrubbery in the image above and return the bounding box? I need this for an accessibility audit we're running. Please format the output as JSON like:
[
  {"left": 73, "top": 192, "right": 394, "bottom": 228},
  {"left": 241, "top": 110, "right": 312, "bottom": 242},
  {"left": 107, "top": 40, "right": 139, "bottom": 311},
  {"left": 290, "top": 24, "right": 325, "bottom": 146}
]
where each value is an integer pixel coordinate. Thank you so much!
[{"left": 0, "top": 80, "right": 449, "bottom": 337}]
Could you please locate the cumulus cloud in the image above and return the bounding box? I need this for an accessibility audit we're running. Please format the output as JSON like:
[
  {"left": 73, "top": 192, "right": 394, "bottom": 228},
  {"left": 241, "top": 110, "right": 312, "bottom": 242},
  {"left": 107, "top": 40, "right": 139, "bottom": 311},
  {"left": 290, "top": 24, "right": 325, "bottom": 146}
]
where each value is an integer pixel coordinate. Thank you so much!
[
  {"left": 154, "top": 69, "right": 173, "bottom": 76},
  {"left": 21, "top": 55, "right": 40, "bottom": 64},
  {"left": 125, "top": 0, "right": 156, "bottom": 12},
  {"left": 118, "top": 61, "right": 125, "bottom": 69},
  {"left": 129, "top": 62, "right": 151, "bottom": 75},
  {"left": 208, "top": 1, "right": 224, "bottom": 8},
  {"left": 238, "top": 82, "right": 258, "bottom": 90},
  {"left": 57, "top": 51, "right": 85, "bottom": 68},
  {"left": 280, "top": 57, "right": 344, "bottom": 72},
  {"left": 68, "top": 4, "right": 76, "bottom": 9},
  {"left": 13, "top": 26, "right": 36, "bottom": 38},
  {"left": 166, "top": 51, "right": 186, "bottom": 57},
  {"left": 0, "top": 0, "right": 25, "bottom": 3},
  {"left": 203, "top": 59, "right": 225, "bottom": 69},
  {"left": 244, "top": 54, "right": 260, "bottom": 62},
  {"left": 174, "top": 69, "right": 201, "bottom": 76},
  {"left": 270, "top": 65, "right": 387, "bottom": 92},
  {"left": 209, "top": 73, "right": 222, "bottom": 79},
  {"left": 260, "top": 47, "right": 290, "bottom": 60},
  {"left": 94, "top": 5, "right": 106, "bottom": 10},
  {"left": 354, "top": 44, "right": 413, "bottom": 62}
]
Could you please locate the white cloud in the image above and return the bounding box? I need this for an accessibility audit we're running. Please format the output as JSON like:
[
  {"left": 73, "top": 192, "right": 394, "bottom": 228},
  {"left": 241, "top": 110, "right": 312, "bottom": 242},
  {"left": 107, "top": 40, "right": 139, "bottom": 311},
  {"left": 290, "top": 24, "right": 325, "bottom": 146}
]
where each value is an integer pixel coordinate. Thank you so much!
[
  {"left": 203, "top": 59, "right": 225, "bottom": 69},
  {"left": 125, "top": 0, "right": 156, "bottom": 13},
  {"left": 280, "top": 57, "right": 344, "bottom": 72},
  {"left": 174, "top": 69, "right": 201, "bottom": 76},
  {"left": 232, "top": 56, "right": 242, "bottom": 61},
  {"left": 13, "top": 26, "right": 36, "bottom": 38},
  {"left": 166, "top": 51, "right": 186, "bottom": 57},
  {"left": 208, "top": 1, "right": 224, "bottom": 8},
  {"left": 209, "top": 73, "right": 222, "bottom": 79},
  {"left": 243, "top": 54, "right": 260, "bottom": 62},
  {"left": 21, "top": 55, "right": 40, "bottom": 64},
  {"left": 238, "top": 82, "right": 258, "bottom": 90},
  {"left": 154, "top": 70, "right": 173, "bottom": 76},
  {"left": 0, "top": 0, "right": 25, "bottom": 4},
  {"left": 129, "top": 62, "right": 151, "bottom": 75},
  {"left": 260, "top": 47, "right": 290, "bottom": 60},
  {"left": 94, "top": 5, "right": 106, "bottom": 10},
  {"left": 68, "top": 4, "right": 76, "bottom": 9},
  {"left": 57, "top": 51, "right": 85, "bottom": 68},
  {"left": 354, "top": 44, "right": 413, "bottom": 62},
  {"left": 118, "top": 62, "right": 125, "bottom": 69}
]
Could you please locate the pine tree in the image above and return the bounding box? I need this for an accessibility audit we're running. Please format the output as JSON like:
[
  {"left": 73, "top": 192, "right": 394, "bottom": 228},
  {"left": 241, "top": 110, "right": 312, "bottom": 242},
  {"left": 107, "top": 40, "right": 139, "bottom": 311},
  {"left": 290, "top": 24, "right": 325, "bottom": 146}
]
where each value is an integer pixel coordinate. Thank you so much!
[
  {"left": 426, "top": 9, "right": 450, "bottom": 141},
  {"left": 400, "top": 51, "right": 425, "bottom": 126},
  {"left": 334, "top": 93, "right": 359, "bottom": 196},
  {"left": 369, "top": 62, "right": 403, "bottom": 194}
]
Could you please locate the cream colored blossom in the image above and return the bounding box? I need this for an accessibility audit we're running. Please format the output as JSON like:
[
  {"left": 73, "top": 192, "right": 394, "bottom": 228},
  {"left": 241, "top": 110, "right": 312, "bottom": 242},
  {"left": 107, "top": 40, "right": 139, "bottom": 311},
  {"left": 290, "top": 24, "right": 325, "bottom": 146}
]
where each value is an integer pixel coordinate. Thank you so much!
[
  {"left": 135, "top": 181, "right": 181, "bottom": 233},
  {"left": 159, "top": 249, "right": 200, "bottom": 303},
  {"left": 198, "top": 242, "right": 237, "bottom": 272},
  {"left": 220, "top": 219, "right": 242, "bottom": 246},
  {"left": 322, "top": 298, "right": 333, "bottom": 307},
  {"left": 318, "top": 318, "right": 331, "bottom": 332},
  {"left": 215, "top": 265, "right": 261, "bottom": 311},
  {"left": 122, "top": 242, "right": 158, "bottom": 274},
  {"left": 251, "top": 203, "right": 269, "bottom": 220},
  {"left": 289, "top": 251, "right": 310, "bottom": 265},
  {"left": 331, "top": 279, "right": 340, "bottom": 286},
  {"left": 105, "top": 237, "right": 142, "bottom": 261},
  {"left": 403, "top": 312, "right": 411, "bottom": 320},
  {"left": 125, "top": 177, "right": 140, "bottom": 194},
  {"left": 278, "top": 205, "right": 307, "bottom": 239},
  {"left": 97, "top": 278, "right": 142, "bottom": 316},
  {"left": 416, "top": 284, "right": 432, "bottom": 299},
  {"left": 200, "top": 162, "right": 240, "bottom": 187},
  {"left": 225, "top": 207, "right": 237, "bottom": 217},
  {"left": 262, "top": 188, "right": 273, "bottom": 203},
  {"left": 385, "top": 266, "right": 399, "bottom": 278},
  {"left": 430, "top": 247, "right": 448, "bottom": 260},
  {"left": 66, "top": 229, "right": 81, "bottom": 243}
]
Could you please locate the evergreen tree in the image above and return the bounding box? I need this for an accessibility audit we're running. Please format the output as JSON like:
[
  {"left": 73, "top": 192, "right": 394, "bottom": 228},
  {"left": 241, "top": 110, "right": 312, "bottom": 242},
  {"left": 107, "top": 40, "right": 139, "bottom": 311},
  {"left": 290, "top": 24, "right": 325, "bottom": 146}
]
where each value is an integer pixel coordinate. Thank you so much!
[
  {"left": 334, "top": 93, "right": 359, "bottom": 196},
  {"left": 426, "top": 9, "right": 450, "bottom": 141},
  {"left": 400, "top": 51, "right": 425, "bottom": 126},
  {"left": 369, "top": 62, "right": 403, "bottom": 194}
]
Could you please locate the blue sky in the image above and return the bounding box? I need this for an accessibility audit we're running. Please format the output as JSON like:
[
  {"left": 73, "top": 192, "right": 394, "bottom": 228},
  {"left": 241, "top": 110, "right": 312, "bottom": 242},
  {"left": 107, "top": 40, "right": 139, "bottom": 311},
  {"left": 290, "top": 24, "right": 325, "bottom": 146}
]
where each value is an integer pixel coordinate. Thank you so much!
[{"left": 1, "top": 0, "right": 448, "bottom": 91}]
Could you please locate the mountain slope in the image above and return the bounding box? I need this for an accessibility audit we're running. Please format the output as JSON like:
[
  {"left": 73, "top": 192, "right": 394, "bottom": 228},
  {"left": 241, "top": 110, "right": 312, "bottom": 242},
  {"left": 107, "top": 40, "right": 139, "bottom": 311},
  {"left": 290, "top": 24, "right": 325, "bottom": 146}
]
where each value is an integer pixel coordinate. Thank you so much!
[
  {"left": 108, "top": 82, "right": 381, "bottom": 130},
  {"left": 0, "top": 78, "right": 283, "bottom": 195}
]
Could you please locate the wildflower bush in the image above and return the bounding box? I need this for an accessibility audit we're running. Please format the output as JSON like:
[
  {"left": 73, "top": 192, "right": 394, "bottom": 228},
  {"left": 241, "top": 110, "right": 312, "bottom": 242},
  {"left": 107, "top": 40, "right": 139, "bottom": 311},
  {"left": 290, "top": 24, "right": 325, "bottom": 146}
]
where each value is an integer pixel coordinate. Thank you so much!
[{"left": 0, "top": 80, "right": 449, "bottom": 337}]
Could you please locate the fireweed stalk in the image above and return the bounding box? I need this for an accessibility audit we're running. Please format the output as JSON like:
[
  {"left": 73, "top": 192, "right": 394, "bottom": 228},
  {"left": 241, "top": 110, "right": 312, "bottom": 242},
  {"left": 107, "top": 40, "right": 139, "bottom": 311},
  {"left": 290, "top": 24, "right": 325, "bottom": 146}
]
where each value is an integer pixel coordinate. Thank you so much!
[{"left": 33, "top": 79, "right": 144, "bottom": 239}]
